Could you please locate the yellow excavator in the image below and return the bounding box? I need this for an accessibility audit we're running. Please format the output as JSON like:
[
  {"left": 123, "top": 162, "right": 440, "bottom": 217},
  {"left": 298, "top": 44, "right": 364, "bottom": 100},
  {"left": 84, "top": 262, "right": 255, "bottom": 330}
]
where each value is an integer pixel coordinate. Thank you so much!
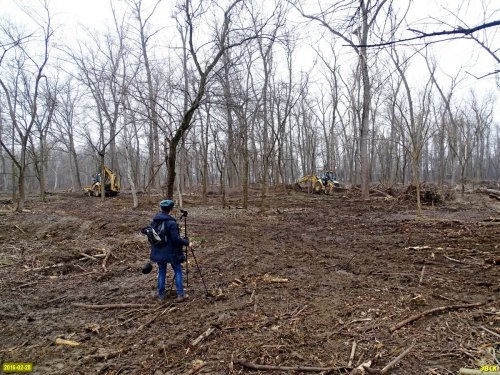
[
  {"left": 296, "top": 171, "right": 340, "bottom": 195},
  {"left": 84, "top": 166, "right": 121, "bottom": 197}
]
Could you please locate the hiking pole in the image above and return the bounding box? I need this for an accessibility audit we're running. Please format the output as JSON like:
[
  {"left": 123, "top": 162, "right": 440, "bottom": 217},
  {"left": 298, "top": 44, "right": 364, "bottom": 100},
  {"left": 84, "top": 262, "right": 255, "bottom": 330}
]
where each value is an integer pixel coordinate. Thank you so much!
[{"left": 180, "top": 209, "right": 189, "bottom": 287}]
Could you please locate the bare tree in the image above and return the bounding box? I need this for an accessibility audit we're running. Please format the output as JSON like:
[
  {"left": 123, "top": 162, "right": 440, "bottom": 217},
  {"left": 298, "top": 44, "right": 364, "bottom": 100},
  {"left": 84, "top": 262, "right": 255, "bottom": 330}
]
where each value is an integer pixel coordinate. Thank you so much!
[
  {"left": 391, "top": 47, "right": 434, "bottom": 213},
  {"left": 30, "top": 79, "right": 57, "bottom": 202},
  {"left": 358, "top": 1, "right": 498, "bottom": 80},
  {"left": 122, "top": 95, "right": 140, "bottom": 208},
  {"left": 163, "top": 0, "right": 259, "bottom": 199},
  {"left": 470, "top": 91, "right": 494, "bottom": 181},
  {"left": 53, "top": 78, "right": 83, "bottom": 191},
  {"left": 314, "top": 48, "right": 341, "bottom": 175},
  {"left": 231, "top": 44, "right": 260, "bottom": 209},
  {"left": 0, "top": 112, "right": 7, "bottom": 191},
  {"left": 67, "top": 7, "right": 131, "bottom": 200},
  {"left": 292, "top": 0, "right": 389, "bottom": 199},
  {"left": 129, "top": 0, "right": 163, "bottom": 191},
  {"left": 220, "top": 42, "right": 238, "bottom": 188},
  {"left": 246, "top": 0, "right": 289, "bottom": 210},
  {"left": 425, "top": 56, "right": 474, "bottom": 195},
  {"left": 0, "top": 2, "right": 53, "bottom": 211},
  {"left": 273, "top": 28, "right": 300, "bottom": 192},
  {"left": 294, "top": 86, "right": 319, "bottom": 178},
  {"left": 199, "top": 99, "right": 211, "bottom": 204},
  {"left": 211, "top": 114, "right": 228, "bottom": 207}
]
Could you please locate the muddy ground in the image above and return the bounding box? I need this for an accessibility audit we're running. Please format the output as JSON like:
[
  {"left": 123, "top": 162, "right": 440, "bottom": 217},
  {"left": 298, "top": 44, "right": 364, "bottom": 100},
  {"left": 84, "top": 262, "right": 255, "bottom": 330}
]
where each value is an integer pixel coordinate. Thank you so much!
[{"left": 0, "top": 187, "right": 499, "bottom": 375}]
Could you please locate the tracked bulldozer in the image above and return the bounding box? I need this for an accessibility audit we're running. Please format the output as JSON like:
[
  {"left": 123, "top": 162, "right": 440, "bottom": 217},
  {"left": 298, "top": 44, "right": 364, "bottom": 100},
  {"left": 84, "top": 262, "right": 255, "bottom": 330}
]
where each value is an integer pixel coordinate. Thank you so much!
[
  {"left": 84, "top": 166, "right": 121, "bottom": 197},
  {"left": 296, "top": 171, "right": 340, "bottom": 195}
]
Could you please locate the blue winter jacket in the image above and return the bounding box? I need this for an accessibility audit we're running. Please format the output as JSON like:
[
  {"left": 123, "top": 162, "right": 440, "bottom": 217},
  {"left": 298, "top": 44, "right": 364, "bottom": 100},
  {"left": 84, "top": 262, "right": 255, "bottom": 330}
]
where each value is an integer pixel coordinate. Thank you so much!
[{"left": 149, "top": 212, "right": 189, "bottom": 264}]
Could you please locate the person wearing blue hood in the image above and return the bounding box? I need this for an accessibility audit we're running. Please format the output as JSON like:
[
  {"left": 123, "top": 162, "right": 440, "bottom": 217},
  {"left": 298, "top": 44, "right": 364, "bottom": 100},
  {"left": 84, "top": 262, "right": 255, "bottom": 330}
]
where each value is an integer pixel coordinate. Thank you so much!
[{"left": 150, "top": 199, "right": 192, "bottom": 302}]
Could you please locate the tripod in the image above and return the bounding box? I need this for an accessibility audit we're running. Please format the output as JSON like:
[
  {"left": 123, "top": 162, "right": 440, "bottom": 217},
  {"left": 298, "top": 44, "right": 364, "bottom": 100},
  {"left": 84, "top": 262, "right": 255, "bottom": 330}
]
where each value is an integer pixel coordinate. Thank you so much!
[{"left": 179, "top": 209, "right": 209, "bottom": 296}]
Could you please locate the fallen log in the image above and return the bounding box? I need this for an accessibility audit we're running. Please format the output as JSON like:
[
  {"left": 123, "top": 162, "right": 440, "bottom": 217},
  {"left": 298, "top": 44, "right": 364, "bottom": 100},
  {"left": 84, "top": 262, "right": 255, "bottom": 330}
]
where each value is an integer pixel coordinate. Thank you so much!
[
  {"left": 185, "top": 361, "right": 207, "bottom": 375},
  {"left": 389, "top": 301, "right": 489, "bottom": 332},
  {"left": 25, "top": 263, "right": 64, "bottom": 272},
  {"left": 102, "top": 249, "right": 112, "bottom": 271},
  {"left": 0, "top": 340, "right": 29, "bottom": 353},
  {"left": 235, "top": 359, "right": 351, "bottom": 373},
  {"left": 55, "top": 338, "right": 80, "bottom": 346},
  {"left": 478, "top": 221, "right": 500, "bottom": 226},
  {"left": 136, "top": 306, "right": 176, "bottom": 332},
  {"left": 72, "top": 303, "right": 149, "bottom": 309},
  {"left": 186, "top": 327, "right": 217, "bottom": 354},
  {"left": 79, "top": 253, "right": 98, "bottom": 261},
  {"left": 84, "top": 349, "right": 123, "bottom": 361},
  {"left": 485, "top": 188, "right": 500, "bottom": 197},
  {"left": 380, "top": 343, "right": 415, "bottom": 374},
  {"left": 348, "top": 341, "right": 357, "bottom": 367},
  {"left": 350, "top": 360, "right": 372, "bottom": 375}
]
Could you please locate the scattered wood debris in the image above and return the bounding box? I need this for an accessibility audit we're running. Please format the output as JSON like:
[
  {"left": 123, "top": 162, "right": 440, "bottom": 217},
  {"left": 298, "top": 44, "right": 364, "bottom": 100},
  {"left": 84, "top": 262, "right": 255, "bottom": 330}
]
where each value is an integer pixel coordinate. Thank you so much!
[
  {"left": 389, "top": 300, "right": 491, "bottom": 332},
  {"left": 261, "top": 273, "right": 289, "bottom": 283},
  {"left": 187, "top": 327, "right": 217, "bottom": 354},
  {"left": 235, "top": 359, "right": 351, "bottom": 373},
  {"left": 72, "top": 303, "right": 149, "bottom": 309},
  {"left": 55, "top": 338, "right": 80, "bottom": 347},
  {"left": 185, "top": 359, "right": 207, "bottom": 375}
]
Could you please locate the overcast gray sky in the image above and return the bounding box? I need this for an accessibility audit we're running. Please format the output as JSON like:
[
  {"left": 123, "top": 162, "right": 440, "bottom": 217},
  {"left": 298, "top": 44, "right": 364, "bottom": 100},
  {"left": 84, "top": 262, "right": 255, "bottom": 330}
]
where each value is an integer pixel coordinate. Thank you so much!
[{"left": 2, "top": 0, "right": 499, "bottom": 119}]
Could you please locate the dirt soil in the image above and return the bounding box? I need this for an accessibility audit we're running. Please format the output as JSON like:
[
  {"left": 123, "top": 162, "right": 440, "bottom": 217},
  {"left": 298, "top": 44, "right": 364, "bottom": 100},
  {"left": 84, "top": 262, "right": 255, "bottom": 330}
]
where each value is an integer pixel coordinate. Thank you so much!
[{"left": 0, "top": 189, "right": 499, "bottom": 375}]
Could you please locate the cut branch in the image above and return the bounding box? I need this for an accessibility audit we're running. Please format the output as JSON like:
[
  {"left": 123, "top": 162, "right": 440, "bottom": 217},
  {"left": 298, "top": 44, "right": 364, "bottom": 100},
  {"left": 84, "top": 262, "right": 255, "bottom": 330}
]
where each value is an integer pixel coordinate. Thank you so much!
[
  {"left": 72, "top": 303, "right": 149, "bottom": 309},
  {"left": 136, "top": 306, "right": 175, "bottom": 332},
  {"left": 348, "top": 341, "right": 357, "bottom": 368},
  {"left": 235, "top": 359, "right": 350, "bottom": 373},
  {"left": 186, "top": 361, "right": 207, "bottom": 375},
  {"left": 25, "top": 262, "right": 64, "bottom": 272},
  {"left": 389, "top": 301, "right": 490, "bottom": 332},
  {"left": 187, "top": 326, "right": 216, "bottom": 353},
  {"left": 352, "top": 20, "right": 500, "bottom": 48},
  {"left": 380, "top": 343, "right": 415, "bottom": 374}
]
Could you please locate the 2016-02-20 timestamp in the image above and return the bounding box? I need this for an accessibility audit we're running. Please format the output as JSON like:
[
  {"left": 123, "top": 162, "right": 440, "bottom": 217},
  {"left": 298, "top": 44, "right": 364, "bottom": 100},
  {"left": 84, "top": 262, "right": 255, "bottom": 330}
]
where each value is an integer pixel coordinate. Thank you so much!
[{"left": 2, "top": 362, "right": 33, "bottom": 373}]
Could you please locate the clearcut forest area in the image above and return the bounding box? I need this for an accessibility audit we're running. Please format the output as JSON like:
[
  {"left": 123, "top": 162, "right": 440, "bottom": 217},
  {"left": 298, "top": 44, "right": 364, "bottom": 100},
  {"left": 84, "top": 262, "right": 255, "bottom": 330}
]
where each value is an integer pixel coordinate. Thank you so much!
[{"left": 0, "top": 186, "right": 499, "bottom": 375}]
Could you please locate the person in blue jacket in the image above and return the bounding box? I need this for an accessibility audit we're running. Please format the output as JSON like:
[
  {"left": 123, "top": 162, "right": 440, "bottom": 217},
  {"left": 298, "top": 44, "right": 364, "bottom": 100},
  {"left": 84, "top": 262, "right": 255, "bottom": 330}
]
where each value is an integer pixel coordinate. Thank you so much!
[{"left": 150, "top": 199, "right": 192, "bottom": 302}]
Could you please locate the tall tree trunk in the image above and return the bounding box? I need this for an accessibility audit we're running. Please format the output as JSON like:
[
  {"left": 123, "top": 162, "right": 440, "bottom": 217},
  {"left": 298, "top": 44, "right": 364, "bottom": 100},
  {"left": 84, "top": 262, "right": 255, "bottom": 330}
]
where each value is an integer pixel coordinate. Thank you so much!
[
  {"left": 241, "top": 117, "right": 249, "bottom": 209},
  {"left": 38, "top": 133, "right": 47, "bottom": 202},
  {"left": 165, "top": 0, "right": 246, "bottom": 198},
  {"left": 134, "top": 0, "right": 161, "bottom": 191},
  {"left": 123, "top": 102, "right": 138, "bottom": 208},
  {"left": 16, "top": 140, "right": 28, "bottom": 211},
  {"left": 70, "top": 136, "right": 82, "bottom": 190},
  {"left": 222, "top": 47, "right": 237, "bottom": 188},
  {"left": 99, "top": 152, "right": 106, "bottom": 201},
  {"left": 201, "top": 103, "right": 210, "bottom": 205},
  {"left": 359, "top": 2, "right": 371, "bottom": 199}
]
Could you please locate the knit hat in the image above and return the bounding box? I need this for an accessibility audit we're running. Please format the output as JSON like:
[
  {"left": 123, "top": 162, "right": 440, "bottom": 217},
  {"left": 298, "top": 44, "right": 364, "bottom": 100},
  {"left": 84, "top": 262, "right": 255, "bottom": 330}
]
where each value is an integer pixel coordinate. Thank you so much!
[{"left": 160, "top": 199, "right": 174, "bottom": 211}]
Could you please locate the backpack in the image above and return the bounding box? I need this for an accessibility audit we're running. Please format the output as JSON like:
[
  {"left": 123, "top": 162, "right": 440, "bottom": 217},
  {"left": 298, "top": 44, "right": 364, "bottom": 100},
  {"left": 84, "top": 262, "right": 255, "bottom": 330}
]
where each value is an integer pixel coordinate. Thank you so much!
[{"left": 141, "top": 220, "right": 169, "bottom": 246}]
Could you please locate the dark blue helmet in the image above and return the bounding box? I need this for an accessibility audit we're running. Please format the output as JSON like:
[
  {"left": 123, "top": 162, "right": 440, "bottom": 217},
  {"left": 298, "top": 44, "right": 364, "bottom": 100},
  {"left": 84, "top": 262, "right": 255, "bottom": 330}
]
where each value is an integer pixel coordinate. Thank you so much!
[{"left": 160, "top": 199, "right": 174, "bottom": 211}]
